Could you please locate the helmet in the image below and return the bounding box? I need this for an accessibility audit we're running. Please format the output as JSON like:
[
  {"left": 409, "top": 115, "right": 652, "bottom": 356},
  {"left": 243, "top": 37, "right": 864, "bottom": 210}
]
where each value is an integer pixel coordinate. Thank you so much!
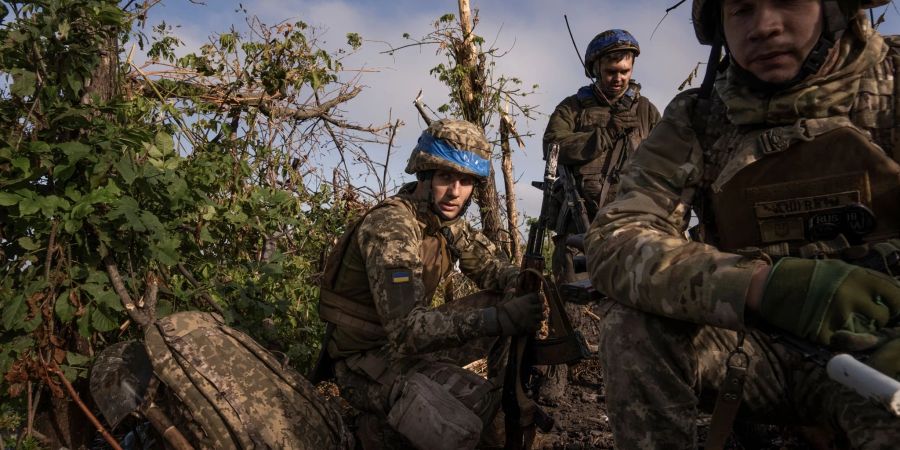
[
  {"left": 692, "top": 0, "right": 891, "bottom": 45},
  {"left": 405, "top": 119, "right": 491, "bottom": 181},
  {"left": 584, "top": 29, "right": 640, "bottom": 78}
]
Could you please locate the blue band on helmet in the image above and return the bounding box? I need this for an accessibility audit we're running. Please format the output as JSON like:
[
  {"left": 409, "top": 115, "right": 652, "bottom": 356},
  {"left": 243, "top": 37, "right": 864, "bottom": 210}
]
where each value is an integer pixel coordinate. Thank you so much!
[
  {"left": 418, "top": 132, "right": 490, "bottom": 178},
  {"left": 586, "top": 29, "right": 638, "bottom": 60}
]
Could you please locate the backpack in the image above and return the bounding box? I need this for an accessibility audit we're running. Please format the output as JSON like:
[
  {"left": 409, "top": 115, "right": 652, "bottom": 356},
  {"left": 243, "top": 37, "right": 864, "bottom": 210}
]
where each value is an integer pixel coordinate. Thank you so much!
[{"left": 143, "top": 311, "right": 353, "bottom": 449}]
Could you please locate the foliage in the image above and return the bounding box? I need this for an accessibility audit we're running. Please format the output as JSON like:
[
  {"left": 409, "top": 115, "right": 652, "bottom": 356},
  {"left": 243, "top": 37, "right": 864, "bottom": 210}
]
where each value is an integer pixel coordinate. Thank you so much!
[
  {"left": 0, "top": 0, "right": 377, "bottom": 428},
  {"left": 396, "top": 9, "right": 539, "bottom": 132}
]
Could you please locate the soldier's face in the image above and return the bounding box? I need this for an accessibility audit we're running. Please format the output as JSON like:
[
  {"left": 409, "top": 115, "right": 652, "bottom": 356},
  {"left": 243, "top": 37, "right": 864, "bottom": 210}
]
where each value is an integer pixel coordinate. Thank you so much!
[
  {"left": 598, "top": 56, "right": 634, "bottom": 97},
  {"left": 431, "top": 169, "right": 475, "bottom": 220},
  {"left": 722, "top": 0, "right": 823, "bottom": 84}
]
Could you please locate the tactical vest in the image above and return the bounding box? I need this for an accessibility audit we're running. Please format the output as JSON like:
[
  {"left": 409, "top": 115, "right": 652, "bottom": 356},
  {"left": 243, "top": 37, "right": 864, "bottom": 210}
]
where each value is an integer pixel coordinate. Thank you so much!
[
  {"left": 318, "top": 194, "right": 454, "bottom": 353},
  {"left": 697, "top": 36, "right": 900, "bottom": 258},
  {"left": 564, "top": 85, "right": 656, "bottom": 222},
  {"left": 710, "top": 121, "right": 900, "bottom": 258}
]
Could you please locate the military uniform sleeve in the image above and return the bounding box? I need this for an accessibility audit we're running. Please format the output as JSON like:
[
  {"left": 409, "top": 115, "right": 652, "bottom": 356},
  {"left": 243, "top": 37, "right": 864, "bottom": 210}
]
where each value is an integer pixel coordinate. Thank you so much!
[
  {"left": 358, "top": 204, "right": 493, "bottom": 356},
  {"left": 451, "top": 221, "right": 520, "bottom": 291},
  {"left": 584, "top": 92, "right": 768, "bottom": 330},
  {"left": 543, "top": 97, "right": 616, "bottom": 165}
]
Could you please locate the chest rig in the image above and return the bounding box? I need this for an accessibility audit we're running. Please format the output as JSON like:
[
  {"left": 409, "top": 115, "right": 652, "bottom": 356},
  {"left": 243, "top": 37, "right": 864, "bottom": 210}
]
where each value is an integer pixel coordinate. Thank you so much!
[
  {"left": 573, "top": 85, "right": 651, "bottom": 216},
  {"left": 708, "top": 119, "right": 900, "bottom": 258}
]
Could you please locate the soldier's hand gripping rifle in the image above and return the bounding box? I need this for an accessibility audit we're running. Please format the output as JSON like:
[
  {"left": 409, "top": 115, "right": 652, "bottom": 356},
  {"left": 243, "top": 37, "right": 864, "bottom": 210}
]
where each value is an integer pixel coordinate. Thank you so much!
[{"left": 503, "top": 144, "right": 589, "bottom": 449}]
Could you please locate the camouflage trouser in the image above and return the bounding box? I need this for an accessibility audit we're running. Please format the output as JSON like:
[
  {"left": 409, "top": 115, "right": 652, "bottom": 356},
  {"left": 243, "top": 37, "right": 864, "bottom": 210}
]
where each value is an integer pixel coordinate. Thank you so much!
[
  {"left": 598, "top": 302, "right": 900, "bottom": 449},
  {"left": 334, "top": 291, "right": 509, "bottom": 448}
]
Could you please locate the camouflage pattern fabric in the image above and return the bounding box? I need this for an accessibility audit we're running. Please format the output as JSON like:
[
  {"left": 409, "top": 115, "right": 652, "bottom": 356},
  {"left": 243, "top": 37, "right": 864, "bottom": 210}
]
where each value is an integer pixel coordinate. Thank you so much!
[
  {"left": 598, "top": 303, "right": 899, "bottom": 449},
  {"left": 335, "top": 291, "right": 510, "bottom": 449},
  {"left": 324, "top": 182, "right": 518, "bottom": 447},
  {"left": 144, "top": 311, "right": 353, "bottom": 450},
  {"left": 543, "top": 80, "right": 659, "bottom": 280},
  {"left": 585, "top": 15, "right": 900, "bottom": 448},
  {"left": 326, "top": 182, "right": 519, "bottom": 359},
  {"left": 405, "top": 119, "right": 493, "bottom": 179}
]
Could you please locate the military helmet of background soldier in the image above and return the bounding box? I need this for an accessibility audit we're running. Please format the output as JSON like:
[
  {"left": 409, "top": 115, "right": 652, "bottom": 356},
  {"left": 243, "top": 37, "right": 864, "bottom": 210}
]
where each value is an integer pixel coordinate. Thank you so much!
[
  {"left": 691, "top": 0, "right": 891, "bottom": 45},
  {"left": 405, "top": 119, "right": 492, "bottom": 182},
  {"left": 583, "top": 29, "right": 640, "bottom": 78}
]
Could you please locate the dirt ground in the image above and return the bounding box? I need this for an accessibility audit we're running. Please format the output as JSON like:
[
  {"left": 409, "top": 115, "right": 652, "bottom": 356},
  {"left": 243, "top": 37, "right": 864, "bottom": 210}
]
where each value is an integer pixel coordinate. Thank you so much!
[{"left": 529, "top": 358, "right": 818, "bottom": 450}]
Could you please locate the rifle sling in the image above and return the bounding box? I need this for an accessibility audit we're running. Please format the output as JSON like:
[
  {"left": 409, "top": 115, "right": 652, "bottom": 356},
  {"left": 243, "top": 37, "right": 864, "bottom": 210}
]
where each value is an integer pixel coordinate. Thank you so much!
[
  {"left": 706, "top": 336, "right": 750, "bottom": 450},
  {"left": 596, "top": 135, "right": 631, "bottom": 208}
]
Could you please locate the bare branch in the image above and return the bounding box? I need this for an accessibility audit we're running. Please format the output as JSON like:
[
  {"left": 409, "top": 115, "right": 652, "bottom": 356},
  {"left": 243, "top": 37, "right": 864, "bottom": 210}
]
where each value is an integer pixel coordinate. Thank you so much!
[{"left": 103, "top": 255, "right": 152, "bottom": 328}]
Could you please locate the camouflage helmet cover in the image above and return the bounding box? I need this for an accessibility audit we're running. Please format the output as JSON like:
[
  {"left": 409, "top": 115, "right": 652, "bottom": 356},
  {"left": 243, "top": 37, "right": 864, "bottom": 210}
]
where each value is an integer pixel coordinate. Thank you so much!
[
  {"left": 692, "top": 0, "right": 892, "bottom": 45},
  {"left": 405, "top": 119, "right": 492, "bottom": 180},
  {"left": 584, "top": 29, "right": 640, "bottom": 77}
]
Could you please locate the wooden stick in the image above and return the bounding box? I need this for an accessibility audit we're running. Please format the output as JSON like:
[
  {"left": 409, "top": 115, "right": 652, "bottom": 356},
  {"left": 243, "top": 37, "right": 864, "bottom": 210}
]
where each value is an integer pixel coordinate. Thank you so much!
[
  {"left": 583, "top": 306, "right": 602, "bottom": 322},
  {"left": 49, "top": 363, "right": 123, "bottom": 450},
  {"left": 26, "top": 381, "right": 33, "bottom": 439}
]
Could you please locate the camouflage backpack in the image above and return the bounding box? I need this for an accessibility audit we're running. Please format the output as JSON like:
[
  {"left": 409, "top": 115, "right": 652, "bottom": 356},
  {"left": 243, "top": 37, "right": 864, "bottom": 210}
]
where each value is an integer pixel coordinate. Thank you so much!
[{"left": 143, "top": 311, "right": 353, "bottom": 449}]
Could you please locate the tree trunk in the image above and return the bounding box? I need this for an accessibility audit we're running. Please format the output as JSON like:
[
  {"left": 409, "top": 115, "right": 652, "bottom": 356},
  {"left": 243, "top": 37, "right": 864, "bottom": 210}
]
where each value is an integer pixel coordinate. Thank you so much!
[
  {"left": 81, "top": 34, "right": 119, "bottom": 104},
  {"left": 500, "top": 116, "right": 521, "bottom": 264},
  {"left": 457, "top": 0, "right": 504, "bottom": 243}
]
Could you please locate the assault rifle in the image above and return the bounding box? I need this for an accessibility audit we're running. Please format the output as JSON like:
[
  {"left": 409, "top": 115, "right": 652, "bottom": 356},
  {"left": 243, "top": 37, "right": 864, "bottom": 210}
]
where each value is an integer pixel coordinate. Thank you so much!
[
  {"left": 503, "top": 144, "right": 589, "bottom": 449},
  {"left": 555, "top": 161, "right": 592, "bottom": 236}
]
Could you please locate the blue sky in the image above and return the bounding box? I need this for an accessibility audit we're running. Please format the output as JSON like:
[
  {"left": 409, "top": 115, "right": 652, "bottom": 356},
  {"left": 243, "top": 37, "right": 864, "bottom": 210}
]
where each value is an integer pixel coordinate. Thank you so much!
[{"left": 142, "top": 0, "right": 900, "bottom": 221}]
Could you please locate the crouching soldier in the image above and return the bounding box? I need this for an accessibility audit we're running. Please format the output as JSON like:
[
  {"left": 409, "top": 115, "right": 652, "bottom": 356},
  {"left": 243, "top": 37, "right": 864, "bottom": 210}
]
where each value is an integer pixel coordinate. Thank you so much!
[
  {"left": 586, "top": 0, "right": 900, "bottom": 448},
  {"left": 314, "top": 119, "right": 543, "bottom": 450}
]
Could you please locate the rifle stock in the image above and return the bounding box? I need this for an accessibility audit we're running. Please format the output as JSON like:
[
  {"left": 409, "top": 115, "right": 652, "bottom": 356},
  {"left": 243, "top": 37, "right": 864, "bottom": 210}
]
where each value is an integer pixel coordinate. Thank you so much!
[{"left": 503, "top": 145, "right": 589, "bottom": 449}]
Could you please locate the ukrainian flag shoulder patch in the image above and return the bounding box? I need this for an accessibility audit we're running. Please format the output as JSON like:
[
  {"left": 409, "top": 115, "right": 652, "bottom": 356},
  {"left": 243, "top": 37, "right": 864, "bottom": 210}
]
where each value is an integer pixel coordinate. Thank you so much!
[{"left": 391, "top": 270, "right": 411, "bottom": 284}]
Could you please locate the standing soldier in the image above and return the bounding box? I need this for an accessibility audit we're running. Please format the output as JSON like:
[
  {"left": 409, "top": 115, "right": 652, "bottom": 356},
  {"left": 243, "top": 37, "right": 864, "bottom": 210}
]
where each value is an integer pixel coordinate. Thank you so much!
[
  {"left": 586, "top": 0, "right": 900, "bottom": 448},
  {"left": 543, "top": 29, "right": 660, "bottom": 286},
  {"left": 314, "top": 119, "right": 543, "bottom": 450},
  {"left": 540, "top": 29, "right": 660, "bottom": 403}
]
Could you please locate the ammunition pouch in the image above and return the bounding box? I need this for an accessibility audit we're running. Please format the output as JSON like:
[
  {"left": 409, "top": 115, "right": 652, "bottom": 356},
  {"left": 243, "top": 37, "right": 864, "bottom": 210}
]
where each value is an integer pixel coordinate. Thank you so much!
[{"left": 387, "top": 373, "right": 483, "bottom": 450}]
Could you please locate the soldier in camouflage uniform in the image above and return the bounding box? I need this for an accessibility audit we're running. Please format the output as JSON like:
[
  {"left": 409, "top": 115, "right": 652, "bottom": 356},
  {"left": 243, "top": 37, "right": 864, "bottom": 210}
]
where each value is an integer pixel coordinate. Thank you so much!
[
  {"left": 543, "top": 29, "right": 660, "bottom": 285},
  {"left": 539, "top": 29, "right": 660, "bottom": 405},
  {"left": 586, "top": 0, "right": 900, "bottom": 448},
  {"left": 317, "top": 119, "right": 543, "bottom": 450}
]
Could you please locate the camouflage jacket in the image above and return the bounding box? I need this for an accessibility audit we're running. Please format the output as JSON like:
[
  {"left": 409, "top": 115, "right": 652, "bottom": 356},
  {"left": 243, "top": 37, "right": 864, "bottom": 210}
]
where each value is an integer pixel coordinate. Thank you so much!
[
  {"left": 585, "top": 19, "right": 899, "bottom": 330},
  {"left": 543, "top": 81, "right": 660, "bottom": 219},
  {"left": 325, "top": 182, "right": 519, "bottom": 358}
]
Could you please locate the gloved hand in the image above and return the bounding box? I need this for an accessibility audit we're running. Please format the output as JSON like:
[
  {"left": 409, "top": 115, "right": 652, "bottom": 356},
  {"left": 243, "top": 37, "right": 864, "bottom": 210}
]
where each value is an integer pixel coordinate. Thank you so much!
[
  {"left": 867, "top": 336, "right": 900, "bottom": 380},
  {"left": 759, "top": 258, "right": 900, "bottom": 347},
  {"left": 831, "top": 327, "right": 900, "bottom": 379},
  {"left": 609, "top": 110, "right": 639, "bottom": 132},
  {"left": 484, "top": 292, "right": 543, "bottom": 336}
]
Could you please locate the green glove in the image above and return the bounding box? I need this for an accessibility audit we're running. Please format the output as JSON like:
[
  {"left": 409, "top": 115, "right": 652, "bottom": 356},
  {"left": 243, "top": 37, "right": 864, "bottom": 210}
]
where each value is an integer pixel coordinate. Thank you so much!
[
  {"left": 483, "top": 292, "right": 543, "bottom": 336},
  {"left": 867, "top": 336, "right": 900, "bottom": 380},
  {"left": 760, "top": 258, "right": 900, "bottom": 346}
]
